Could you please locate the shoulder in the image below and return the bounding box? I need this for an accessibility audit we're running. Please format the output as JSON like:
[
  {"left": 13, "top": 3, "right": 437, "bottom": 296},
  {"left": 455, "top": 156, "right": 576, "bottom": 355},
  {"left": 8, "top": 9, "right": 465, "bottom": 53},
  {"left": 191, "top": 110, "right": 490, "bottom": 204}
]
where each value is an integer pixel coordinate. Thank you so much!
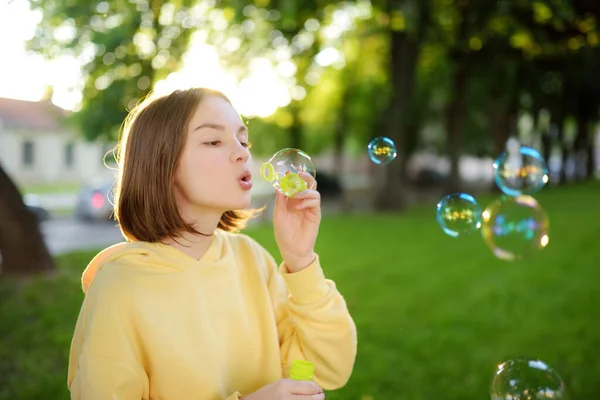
[{"left": 84, "top": 259, "right": 138, "bottom": 305}]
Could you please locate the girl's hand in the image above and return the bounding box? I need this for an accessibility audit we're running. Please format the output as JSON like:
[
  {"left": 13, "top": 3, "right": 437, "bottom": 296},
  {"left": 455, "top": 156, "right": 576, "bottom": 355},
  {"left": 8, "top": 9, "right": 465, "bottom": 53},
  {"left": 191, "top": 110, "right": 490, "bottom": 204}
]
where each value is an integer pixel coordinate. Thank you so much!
[{"left": 273, "top": 172, "right": 321, "bottom": 273}]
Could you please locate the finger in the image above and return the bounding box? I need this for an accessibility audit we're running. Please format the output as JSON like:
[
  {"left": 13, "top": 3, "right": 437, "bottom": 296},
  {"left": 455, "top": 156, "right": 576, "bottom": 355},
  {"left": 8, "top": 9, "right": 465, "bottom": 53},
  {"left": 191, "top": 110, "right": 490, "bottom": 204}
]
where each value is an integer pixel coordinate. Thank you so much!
[
  {"left": 298, "top": 171, "right": 317, "bottom": 190},
  {"left": 292, "top": 189, "right": 321, "bottom": 200},
  {"left": 290, "top": 394, "right": 325, "bottom": 400},
  {"left": 275, "top": 188, "right": 287, "bottom": 208},
  {"left": 295, "top": 199, "right": 321, "bottom": 210},
  {"left": 286, "top": 379, "right": 323, "bottom": 395}
]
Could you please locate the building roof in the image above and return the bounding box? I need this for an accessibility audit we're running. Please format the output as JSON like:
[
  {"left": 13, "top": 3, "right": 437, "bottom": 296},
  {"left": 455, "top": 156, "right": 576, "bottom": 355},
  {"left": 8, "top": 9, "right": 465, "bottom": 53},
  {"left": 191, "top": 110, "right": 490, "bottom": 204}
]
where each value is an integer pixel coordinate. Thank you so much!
[{"left": 0, "top": 97, "right": 68, "bottom": 131}]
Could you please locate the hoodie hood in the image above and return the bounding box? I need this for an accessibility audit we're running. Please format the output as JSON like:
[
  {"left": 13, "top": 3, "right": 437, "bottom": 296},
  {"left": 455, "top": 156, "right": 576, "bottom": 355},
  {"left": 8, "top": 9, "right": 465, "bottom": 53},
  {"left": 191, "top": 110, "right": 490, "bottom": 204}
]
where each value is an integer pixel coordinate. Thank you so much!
[
  {"left": 81, "top": 230, "right": 225, "bottom": 293},
  {"left": 81, "top": 242, "right": 149, "bottom": 293}
]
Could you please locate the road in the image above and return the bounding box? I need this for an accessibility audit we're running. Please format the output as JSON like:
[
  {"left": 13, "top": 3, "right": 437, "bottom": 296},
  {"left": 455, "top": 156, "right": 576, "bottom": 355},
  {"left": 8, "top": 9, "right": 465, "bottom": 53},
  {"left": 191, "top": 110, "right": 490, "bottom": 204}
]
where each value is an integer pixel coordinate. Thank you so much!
[
  {"left": 41, "top": 218, "right": 124, "bottom": 256},
  {"left": 39, "top": 212, "right": 272, "bottom": 257}
]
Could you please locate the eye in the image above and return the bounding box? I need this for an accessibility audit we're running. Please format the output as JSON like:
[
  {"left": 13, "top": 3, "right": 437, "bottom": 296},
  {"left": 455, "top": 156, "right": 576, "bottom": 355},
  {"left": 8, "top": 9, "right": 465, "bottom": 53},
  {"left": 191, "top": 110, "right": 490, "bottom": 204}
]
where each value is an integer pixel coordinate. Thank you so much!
[
  {"left": 204, "top": 141, "right": 221, "bottom": 147},
  {"left": 242, "top": 142, "right": 252, "bottom": 149}
]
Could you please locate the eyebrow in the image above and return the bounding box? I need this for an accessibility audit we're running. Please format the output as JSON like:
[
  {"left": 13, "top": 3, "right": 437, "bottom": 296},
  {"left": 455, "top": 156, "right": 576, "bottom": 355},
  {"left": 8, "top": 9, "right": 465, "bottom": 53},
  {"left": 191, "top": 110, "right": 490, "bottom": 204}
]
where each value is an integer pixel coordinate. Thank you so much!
[{"left": 193, "top": 123, "right": 247, "bottom": 133}]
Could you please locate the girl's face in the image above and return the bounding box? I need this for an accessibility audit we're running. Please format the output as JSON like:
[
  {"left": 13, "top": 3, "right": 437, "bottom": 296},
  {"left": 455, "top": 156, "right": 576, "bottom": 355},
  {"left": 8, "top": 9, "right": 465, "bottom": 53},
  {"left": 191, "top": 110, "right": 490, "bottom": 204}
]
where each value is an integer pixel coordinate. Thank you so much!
[{"left": 174, "top": 95, "right": 253, "bottom": 219}]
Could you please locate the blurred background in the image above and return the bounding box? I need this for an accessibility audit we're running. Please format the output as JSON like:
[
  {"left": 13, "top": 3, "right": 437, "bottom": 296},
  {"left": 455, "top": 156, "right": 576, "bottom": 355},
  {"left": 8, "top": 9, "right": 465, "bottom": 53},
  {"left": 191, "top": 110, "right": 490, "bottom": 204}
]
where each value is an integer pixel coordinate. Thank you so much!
[{"left": 0, "top": 0, "right": 599, "bottom": 399}]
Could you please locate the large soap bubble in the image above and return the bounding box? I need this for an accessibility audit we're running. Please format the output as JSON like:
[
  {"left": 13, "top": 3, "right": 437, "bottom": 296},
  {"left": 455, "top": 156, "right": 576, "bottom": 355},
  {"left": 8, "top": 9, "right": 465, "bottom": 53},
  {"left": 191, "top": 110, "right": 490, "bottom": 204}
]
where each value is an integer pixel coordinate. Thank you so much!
[
  {"left": 490, "top": 358, "right": 566, "bottom": 400},
  {"left": 367, "top": 137, "right": 397, "bottom": 165},
  {"left": 481, "top": 195, "right": 550, "bottom": 261},
  {"left": 260, "top": 148, "right": 316, "bottom": 198},
  {"left": 436, "top": 193, "right": 482, "bottom": 237},
  {"left": 493, "top": 142, "right": 549, "bottom": 197}
]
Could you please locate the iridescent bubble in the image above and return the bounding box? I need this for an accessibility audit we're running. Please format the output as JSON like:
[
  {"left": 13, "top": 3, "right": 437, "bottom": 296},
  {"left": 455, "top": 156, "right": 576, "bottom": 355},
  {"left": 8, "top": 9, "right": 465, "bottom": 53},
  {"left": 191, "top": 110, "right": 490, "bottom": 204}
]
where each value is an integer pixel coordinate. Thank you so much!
[
  {"left": 491, "top": 359, "right": 566, "bottom": 400},
  {"left": 436, "top": 193, "right": 482, "bottom": 237},
  {"left": 493, "top": 145, "right": 549, "bottom": 197},
  {"left": 260, "top": 148, "right": 316, "bottom": 198},
  {"left": 481, "top": 195, "right": 549, "bottom": 261},
  {"left": 367, "top": 137, "right": 397, "bottom": 165}
]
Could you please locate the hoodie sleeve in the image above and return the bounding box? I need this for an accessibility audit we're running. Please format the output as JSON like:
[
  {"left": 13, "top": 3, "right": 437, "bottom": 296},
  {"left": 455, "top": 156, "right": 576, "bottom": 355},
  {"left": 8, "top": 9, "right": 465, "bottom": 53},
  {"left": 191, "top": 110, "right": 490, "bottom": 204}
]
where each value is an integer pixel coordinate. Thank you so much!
[
  {"left": 68, "top": 264, "right": 149, "bottom": 399},
  {"left": 264, "top": 250, "right": 357, "bottom": 390}
]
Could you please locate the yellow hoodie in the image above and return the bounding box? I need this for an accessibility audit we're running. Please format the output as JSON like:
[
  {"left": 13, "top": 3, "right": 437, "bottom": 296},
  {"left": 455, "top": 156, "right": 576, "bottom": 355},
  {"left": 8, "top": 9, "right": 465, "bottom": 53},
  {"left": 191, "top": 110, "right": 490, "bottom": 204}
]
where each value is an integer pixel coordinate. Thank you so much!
[{"left": 67, "top": 229, "right": 357, "bottom": 399}]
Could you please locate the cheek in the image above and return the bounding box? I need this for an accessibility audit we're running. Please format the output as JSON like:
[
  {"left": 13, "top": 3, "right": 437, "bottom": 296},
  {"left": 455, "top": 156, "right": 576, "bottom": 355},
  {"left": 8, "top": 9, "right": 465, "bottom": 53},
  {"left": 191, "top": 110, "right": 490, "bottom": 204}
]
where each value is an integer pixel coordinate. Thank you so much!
[
  {"left": 179, "top": 151, "right": 220, "bottom": 188},
  {"left": 180, "top": 148, "right": 206, "bottom": 174},
  {"left": 175, "top": 152, "right": 199, "bottom": 190}
]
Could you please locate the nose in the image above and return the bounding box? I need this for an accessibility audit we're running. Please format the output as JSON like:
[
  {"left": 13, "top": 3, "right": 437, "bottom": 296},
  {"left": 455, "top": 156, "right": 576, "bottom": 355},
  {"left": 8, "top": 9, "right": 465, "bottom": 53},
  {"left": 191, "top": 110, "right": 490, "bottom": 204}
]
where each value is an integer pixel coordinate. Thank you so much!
[{"left": 232, "top": 141, "right": 250, "bottom": 164}]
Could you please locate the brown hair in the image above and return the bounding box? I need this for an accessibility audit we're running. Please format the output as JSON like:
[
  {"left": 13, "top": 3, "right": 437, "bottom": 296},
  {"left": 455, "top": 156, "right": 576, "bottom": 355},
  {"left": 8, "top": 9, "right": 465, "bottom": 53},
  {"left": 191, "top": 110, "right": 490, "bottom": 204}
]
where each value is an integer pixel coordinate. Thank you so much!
[{"left": 113, "top": 87, "right": 261, "bottom": 242}]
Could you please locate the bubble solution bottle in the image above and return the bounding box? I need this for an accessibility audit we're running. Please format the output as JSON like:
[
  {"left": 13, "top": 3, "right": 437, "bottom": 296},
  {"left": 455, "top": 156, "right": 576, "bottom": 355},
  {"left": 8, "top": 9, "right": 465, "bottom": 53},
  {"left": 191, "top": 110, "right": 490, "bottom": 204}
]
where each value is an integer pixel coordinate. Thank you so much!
[{"left": 289, "top": 360, "right": 315, "bottom": 381}]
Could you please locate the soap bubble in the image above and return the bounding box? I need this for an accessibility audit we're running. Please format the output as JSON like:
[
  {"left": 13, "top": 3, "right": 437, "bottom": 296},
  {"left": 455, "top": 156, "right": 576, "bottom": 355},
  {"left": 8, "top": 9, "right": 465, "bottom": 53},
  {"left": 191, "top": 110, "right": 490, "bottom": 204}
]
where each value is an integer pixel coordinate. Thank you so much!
[
  {"left": 481, "top": 195, "right": 549, "bottom": 261},
  {"left": 367, "top": 137, "right": 397, "bottom": 165},
  {"left": 260, "top": 148, "right": 316, "bottom": 198},
  {"left": 436, "top": 193, "right": 482, "bottom": 237},
  {"left": 493, "top": 145, "right": 549, "bottom": 197},
  {"left": 491, "top": 359, "right": 566, "bottom": 400}
]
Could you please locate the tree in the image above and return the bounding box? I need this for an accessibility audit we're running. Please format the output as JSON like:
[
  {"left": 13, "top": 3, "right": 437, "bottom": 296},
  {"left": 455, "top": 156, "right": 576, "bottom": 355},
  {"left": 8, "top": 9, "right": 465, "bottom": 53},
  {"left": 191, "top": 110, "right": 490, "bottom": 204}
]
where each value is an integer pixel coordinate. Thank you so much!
[
  {"left": 218, "top": 0, "right": 433, "bottom": 211},
  {"left": 214, "top": 0, "right": 335, "bottom": 151},
  {"left": 28, "top": 0, "right": 199, "bottom": 141},
  {"left": 0, "top": 164, "right": 54, "bottom": 275},
  {"left": 369, "top": 0, "right": 431, "bottom": 210}
]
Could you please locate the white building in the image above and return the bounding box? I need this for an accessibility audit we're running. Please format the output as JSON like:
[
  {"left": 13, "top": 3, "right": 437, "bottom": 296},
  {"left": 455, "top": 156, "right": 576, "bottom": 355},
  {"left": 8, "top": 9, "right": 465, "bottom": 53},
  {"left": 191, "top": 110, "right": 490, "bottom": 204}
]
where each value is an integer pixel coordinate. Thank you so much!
[{"left": 0, "top": 97, "right": 115, "bottom": 186}]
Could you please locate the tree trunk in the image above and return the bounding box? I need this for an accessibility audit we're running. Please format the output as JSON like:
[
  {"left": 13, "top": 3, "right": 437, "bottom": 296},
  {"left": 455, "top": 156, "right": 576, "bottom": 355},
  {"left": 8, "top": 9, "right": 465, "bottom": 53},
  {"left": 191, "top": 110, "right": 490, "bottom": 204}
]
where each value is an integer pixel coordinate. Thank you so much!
[
  {"left": 0, "top": 164, "right": 54, "bottom": 276},
  {"left": 489, "top": 106, "right": 511, "bottom": 193},
  {"left": 551, "top": 111, "right": 567, "bottom": 185},
  {"left": 333, "top": 86, "right": 350, "bottom": 177},
  {"left": 374, "top": 28, "right": 419, "bottom": 211},
  {"left": 573, "top": 92, "right": 596, "bottom": 181},
  {"left": 445, "top": 60, "right": 467, "bottom": 193},
  {"left": 586, "top": 133, "right": 595, "bottom": 179},
  {"left": 529, "top": 106, "right": 543, "bottom": 149},
  {"left": 289, "top": 101, "right": 302, "bottom": 150},
  {"left": 574, "top": 111, "right": 597, "bottom": 181},
  {"left": 560, "top": 143, "right": 570, "bottom": 184},
  {"left": 541, "top": 128, "right": 552, "bottom": 174}
]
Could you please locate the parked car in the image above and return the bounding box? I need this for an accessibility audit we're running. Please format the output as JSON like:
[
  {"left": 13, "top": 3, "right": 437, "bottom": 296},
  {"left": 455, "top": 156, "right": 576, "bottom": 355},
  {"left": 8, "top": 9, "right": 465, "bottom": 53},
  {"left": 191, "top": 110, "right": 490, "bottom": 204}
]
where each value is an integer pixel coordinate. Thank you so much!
[
  {"left": 409, "top": 168, "right": 448, "bottom": 188},
  {"left": 75, "top": 180, "right": 115, "bottom": 221},
  {"left": 22, "top": 194, "right": 50, "bottom": 223},
  {"left": 26, "top": 204, "right": 50, "bottom": 223},
  {"left": 315, "top": 171, "right": 343, "bottom": 199}
]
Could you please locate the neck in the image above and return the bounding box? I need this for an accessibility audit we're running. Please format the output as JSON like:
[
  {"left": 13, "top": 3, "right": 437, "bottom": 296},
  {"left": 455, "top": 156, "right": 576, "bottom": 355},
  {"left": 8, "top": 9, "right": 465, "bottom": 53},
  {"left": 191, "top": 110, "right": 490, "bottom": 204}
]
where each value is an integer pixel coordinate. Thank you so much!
[
  {"left": 163, "top": 230, "right": 216, "bottom": 261},
  {"left": 162, "top": 207, "right": 223, "bottom": 261}
]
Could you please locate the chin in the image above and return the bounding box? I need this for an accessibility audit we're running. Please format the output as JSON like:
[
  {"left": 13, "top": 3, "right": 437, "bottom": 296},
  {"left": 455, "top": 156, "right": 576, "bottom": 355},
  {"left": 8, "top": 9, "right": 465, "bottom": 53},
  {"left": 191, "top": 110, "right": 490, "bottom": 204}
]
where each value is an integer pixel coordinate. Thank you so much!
[{"left": 226, "top": 196, "right": 252, "bottom": 211}]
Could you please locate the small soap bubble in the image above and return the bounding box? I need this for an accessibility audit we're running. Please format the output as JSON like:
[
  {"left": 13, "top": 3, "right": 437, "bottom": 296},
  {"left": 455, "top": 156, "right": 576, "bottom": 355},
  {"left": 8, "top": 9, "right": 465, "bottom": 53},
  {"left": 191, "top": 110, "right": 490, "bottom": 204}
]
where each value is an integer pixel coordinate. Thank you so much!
[
  {"left": 260, "top": 148, "right": 316, "bottom": 198},
  {"left": 436, "top": 193, "right": 482, "bottom": 237},
  {"left": 481, "top": 195, "right": 549, "bottom": 261},
  {"left": 491, "top": 359, "right": 566, "bottom": 400},
  {"left": 367, "top": 137, "right": 397, "bottom": 165},
  {"left": 493, "top": 143, "right": 548, "bottom": 197}
]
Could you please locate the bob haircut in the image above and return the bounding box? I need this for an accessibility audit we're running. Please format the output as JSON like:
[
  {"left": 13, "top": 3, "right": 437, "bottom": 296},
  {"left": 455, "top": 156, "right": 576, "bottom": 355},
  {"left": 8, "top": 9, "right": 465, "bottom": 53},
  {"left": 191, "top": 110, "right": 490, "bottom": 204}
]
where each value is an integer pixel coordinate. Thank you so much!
[{"left": 113, "top": 87, "right": 261, "bottom": 242}]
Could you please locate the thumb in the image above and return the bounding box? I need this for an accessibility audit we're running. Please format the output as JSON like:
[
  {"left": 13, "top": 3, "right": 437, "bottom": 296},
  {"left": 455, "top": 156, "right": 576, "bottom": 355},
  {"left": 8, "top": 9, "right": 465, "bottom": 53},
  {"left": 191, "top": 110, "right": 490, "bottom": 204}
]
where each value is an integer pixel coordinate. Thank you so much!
[
  {"left": 274, "top": 189, "right": 287, "bottom": 209},
  {"left": 286, "top": 379, "right": 323, "bottom": 395}
]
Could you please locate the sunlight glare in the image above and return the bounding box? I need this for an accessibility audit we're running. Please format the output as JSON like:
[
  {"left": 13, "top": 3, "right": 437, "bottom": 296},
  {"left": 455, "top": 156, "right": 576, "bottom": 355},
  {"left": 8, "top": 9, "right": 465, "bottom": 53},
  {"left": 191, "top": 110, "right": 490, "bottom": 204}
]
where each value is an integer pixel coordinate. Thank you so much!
[
  {"left": 154, "top": 44, "right": 290, "bottom": 118},
  {"left": 315, "top": 47, "right": 341, "bottom": 67},
  {"left": 1, "top": 0, "right": 357, "bottom": 117}
]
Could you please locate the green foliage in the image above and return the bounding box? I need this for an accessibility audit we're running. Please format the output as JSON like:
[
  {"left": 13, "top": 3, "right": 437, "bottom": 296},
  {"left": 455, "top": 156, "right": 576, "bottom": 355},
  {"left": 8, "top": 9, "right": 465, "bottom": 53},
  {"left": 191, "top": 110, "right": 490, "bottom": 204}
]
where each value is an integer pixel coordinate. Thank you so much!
[
  {"left": 244, "top": 116, "right": 291, "bottom": 157},
  {"left": 28, "top": 0, "right": 199, "bottom": 141},
  {"left": 24, "top": 0, "right": 600, "bottom": 161}
]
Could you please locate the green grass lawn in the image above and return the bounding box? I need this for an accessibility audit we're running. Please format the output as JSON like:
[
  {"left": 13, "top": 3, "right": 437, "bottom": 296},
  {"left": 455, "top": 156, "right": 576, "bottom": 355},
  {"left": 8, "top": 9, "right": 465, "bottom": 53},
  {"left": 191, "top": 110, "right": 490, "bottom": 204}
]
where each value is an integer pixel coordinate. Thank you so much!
[
  {"left": 20, "top": 182, "right": 81, "bottom": 196},
  {"left": 1, "top": 182, "right": 599, "bottom": 399}
]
